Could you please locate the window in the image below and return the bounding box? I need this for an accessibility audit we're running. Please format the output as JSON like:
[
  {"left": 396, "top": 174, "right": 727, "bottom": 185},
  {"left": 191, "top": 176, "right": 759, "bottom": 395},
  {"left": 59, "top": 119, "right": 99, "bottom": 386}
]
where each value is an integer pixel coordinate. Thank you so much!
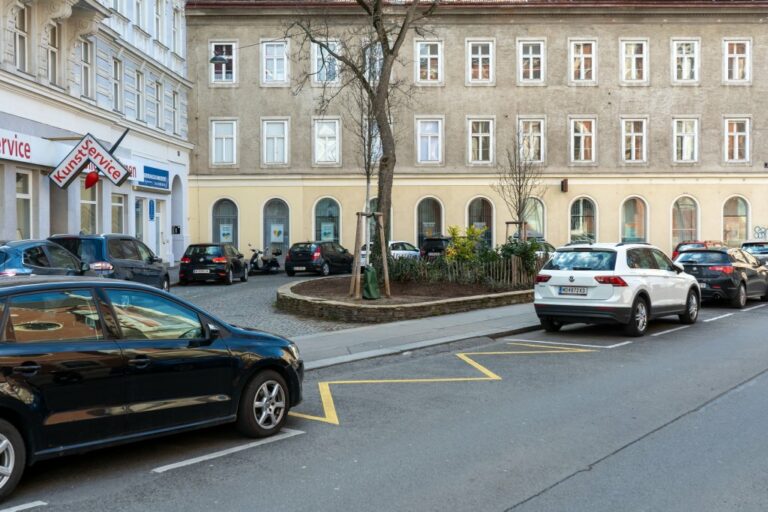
[
  {"left": 621, "top": 39, "right": 648, "bottom": 84},
  {"left": 154, "top": 0, "right": 164, "bottom": 41},
  {"left": 12, "top": 6, "right": 29, "bottom": 72},
  {"left": 112, "top": 58, "right": 123, "bottom": 111},
  {"left": 417, "top": 198, "right": 442, "bottom": 247},
  {"left": 570, "top": 118, "right": 596, "bottom": 163},
  {"left": 112, "top": 194, "right": 126, "bottom": 233},
  {"left": 172, "top": 9, "right": 181, "bottom": 53},
  {"left": 135, "top": 71, "right": 145, "bottom": 121},
  {"left": 672, "top": 196, "right": 698, "bottom": 245},
  {"left": 171, "top": 90, "right": 179, "bottom": 134},
  {"left": 212, "top": 199, "right": 238, "bottom": 246},
  {"left": 519, "top": 117, "right": 544, "bottom": 162},
  {"left": 417, "top": 118, "right": 442, "bottom": 164},
  {"left": 135, "top": 0, "right": 145, "bottom": 28},
  {"left": 312, "top": 41, "right": 340, "bottom": 84},
  {"left": 468, "top": 118, "right": 493, "bottom": 164},
  {"left": 106, "top": 290, "right": 202, "bottom": 340},
  {"left": 724, "top": 39, "right": 750, "bottom": 83},
  {"left": 80, "top": 179, "right": 99, "bottom": 234},
  {"left": 81, "top": 39, "right": 94, "bottom": 98},
  {"left": 468, "top": 197, "right": 493, "bottom": 247},
  {"left": 315, "top": 198, "right": 341, "bottom": 243},
  {"left": 22, "top": 246, "right": 49, "bottom": 268},
  {"left": 107, "top": 238, "right": 140, "bottom": 260},
  {"left": 416, "top": 41, "right": 442, "bottom": 84},
  {"left": 725, "top": 118, "right": 749, "bottom": 163},
  {"left": 46, "top": 23, "right": 61, "bottom": 84},
  {"left": 524, "top": 198, "right": 545, "bottom": 239},
  {"left": 211, "top": 120, "right": 236, "bottom": 165},
  {"left": 313, "top": 119, "right": 340, "bottom": 165},
  {"left": 723, "top": 196, "right": 749, "bottom": 247},
  {"left": 672, "top": 39, "right": 699, "bottom": 83},
  {"left": 673, "top": 118, "right": 698, "bottom": 163},
  {"left": 518, "top": 39, "right": 545, "bottom": 84},
  {"left": 262, "top": 41, "right": 288, "bottom": 85},
  {"left": 365, "top": 41, "right": 384, "bottom": 82},
  {"left": 622, "top": 118, "right": 646, "bottom": 163},
  {"left": 46, "top": 244, "right": 80, "bottom": 272},
  {"left": 467, "top": 40, "right": 493, "bottom": 84},
  {"left": 154, "top": 81, "right": 163, "bottom": 128},
  {"left": 262, "top": 119, "right": 288, "bottom": 165},
  {"left": 211, "top": 42, "right": 235, "bottom": 83},
  {"left": 15, "top": 172, "right": 32, "bottom": 240},
  {"left": 365, "top": 118, "right": 382, "bottom": 163},
  {"left": 5, "top": 291, "right": 102, "bottom": 343},
  {"left": 570, "top": 198, "right": 596, "bottom": 243},
  {"left": 621, "top": 197, "right": 647, "bottom": 243},
  {"left": 570, "top": 39, "right": 596, "bottom": 84}
]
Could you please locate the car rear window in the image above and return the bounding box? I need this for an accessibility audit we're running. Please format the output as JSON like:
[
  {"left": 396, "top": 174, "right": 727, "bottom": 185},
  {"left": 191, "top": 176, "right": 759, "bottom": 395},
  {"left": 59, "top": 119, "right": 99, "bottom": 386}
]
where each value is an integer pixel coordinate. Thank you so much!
[
  {"left": 676, "top": 251, "right": 729, "bottom": 264},
  {"left": 743, "top": 243, "right": 768, "bottom": 255},
  {"left": 185, "top": 245, "right": 222, "bottom": 257},
  {"left": 677, "top": 243, "right": 705, "bottom": 252},
  {"left": 423, "top": 240, "right": 449, "bottom": 249},
  {"left": 53, "top": 238, "right": 104, "bottom": 263},
  {"left": 291, "top": 243, "right": 314, "bottom": 252},
  {"left": 544, "top": 250, "right": 617, "bottom": 271}
]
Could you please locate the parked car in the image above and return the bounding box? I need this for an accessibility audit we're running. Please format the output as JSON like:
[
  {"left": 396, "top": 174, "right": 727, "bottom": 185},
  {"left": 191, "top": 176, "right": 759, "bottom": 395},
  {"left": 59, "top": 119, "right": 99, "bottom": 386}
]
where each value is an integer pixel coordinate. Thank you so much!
[
  {"left": 360, "top": 241, "right": 420, "bottom": 265},
  {"left": 285, "top": 241, "right": 354, "bottom": 276},
  {"left": 179, "top": 243, "right": 248, "bottom": 285},
  {"left": 0, "top": 276, "right": 303, "bottom": 500},
  {"left": 420, "top": 237, "right": 452, "bottom": 260},
  {"left": 671, "top": 240, "right": 725, "bottom": 260},
  {"left": 534, "top": 243, "right": 700, "bottom": 337},
  {"left": 741, "top": 240, "right": 768, "bottom": 265},
  {"left": 0, "top": 240, "right": 90, "bottom": 277},
  {"left": 49, "top": 234, "right": 170, "bottom": 291},
  {"left": 674, "top": 248, "right": 768, "bottom": 308},
  {"left": 535, "top": 241, "right": 557, "bottom": 259}
]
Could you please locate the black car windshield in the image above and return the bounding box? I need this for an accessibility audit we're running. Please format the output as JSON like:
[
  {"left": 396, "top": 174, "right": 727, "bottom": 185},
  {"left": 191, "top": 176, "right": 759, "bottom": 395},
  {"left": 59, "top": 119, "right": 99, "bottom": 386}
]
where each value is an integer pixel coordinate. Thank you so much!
[
  {"left": 676, "top": 251, "right": 729, "bottom": 264},
  {"left": 742, "top": 243, "right": 768, "bottom": 255},
  {"left": 54, "top": 238, "right": 104, "bottom": 263},
  {"left": 186, "top": 245, "right": 222, "bottom": 257},
  {"left": 544, "top": 250, "right": 617, "bottom": 271}
]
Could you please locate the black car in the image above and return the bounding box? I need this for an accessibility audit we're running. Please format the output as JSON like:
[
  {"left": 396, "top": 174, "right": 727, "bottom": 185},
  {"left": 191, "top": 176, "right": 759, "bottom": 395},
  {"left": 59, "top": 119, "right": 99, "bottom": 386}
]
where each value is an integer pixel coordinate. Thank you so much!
[
  {"left": 0, "top": 240, "right": 90, "bottom": 277},
  {"left": 741, "top": 240, "right": 768, "bottom": 265},
  {"left": 285, "top": 241, "right": 353, "bottom": 276},
  {"left": 420, "top": 237, "right": 451, "bottom": 260},
  {"left": 180, "top": 243, "right": 248, "bottom": 285},
  {"left": 675, "top": 248, "right": 768, "bottom": 308},
  {"left": 0, "top": 276, "right": 303, "bottom": 499},
  {"left": 49, "top": 234, "right": 170, "bottom": 291}
]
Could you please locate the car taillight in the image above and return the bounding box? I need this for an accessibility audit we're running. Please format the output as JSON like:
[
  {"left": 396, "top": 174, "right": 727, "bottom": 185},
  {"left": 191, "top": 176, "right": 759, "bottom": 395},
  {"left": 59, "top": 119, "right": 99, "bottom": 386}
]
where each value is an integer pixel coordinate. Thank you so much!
[
  {"left": 535, "top": 274, "right": 551, "bottom": 283},
  {"left": 594, "top": 276, "right": 628, "bottom": 287},
  {"left": 285, "top": 252, "right": 291, "bottom": 262},
  {"left": 90, "top": 261, "right": 114, "bottom": 271},
  {"left": 708, "top": 265, "right": 734, "bottom": 274},
  {"left": 672, "top": 251, "right": 679, "bottom": 260},
  {"left": 180, "top": 257, "right": 191, "bottom": 264},
  {"left": 211, "top": 257, "right": 227, "bottom": 263},
  {"left": 312, "top": 249, "right": 321, "bottom": 261}
]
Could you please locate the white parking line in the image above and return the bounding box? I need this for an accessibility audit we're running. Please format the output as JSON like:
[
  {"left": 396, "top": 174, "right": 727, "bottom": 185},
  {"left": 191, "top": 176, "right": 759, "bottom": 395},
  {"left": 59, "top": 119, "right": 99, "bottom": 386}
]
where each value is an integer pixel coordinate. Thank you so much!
[
  {"left": 0, "top": 501, "right": 47, "bottom": 512},
  {"left": 504, "top": 339, "right": 633, "bottom": 349},
  {"left": 743, "top": 304, "right": 767, "bottom": 312},
  {"left": 704, "top": 313, "right": 734, "bottom": 323},
  {"left": 151, "top": 428, "right": 305, "bottom": 474},
  {"left": 651, "top": 325, "right": 691, "bottom": 337}
]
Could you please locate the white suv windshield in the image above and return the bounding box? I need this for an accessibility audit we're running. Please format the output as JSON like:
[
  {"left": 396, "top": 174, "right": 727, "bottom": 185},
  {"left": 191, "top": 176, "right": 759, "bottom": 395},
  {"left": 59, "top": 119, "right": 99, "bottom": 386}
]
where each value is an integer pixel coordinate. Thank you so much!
[{"left": 544, "top": 250, "right": 617, "bottom": 271}]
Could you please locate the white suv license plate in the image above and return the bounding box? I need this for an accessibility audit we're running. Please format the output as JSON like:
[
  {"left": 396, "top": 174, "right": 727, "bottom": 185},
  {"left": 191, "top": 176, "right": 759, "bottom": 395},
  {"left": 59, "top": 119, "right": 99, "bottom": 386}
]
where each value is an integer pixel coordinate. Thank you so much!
[
  {"left": 293, "top": 266, "right": 306, "bottom": 271},
  {"left": 559, "top": 286, "right": 588, "bottom": 296}
]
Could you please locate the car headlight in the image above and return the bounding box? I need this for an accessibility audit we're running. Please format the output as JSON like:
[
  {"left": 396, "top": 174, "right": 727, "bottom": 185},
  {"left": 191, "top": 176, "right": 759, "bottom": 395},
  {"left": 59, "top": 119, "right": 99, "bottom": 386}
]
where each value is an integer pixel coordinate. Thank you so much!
[{"left": 288, "top": 343, "right": 301, "bottom": 361}]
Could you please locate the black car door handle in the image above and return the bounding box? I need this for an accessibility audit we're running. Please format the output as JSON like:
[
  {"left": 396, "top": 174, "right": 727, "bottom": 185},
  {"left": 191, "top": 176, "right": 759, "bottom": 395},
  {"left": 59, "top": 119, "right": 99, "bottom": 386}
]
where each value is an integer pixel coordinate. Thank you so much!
[
  {"left": 128, "top": 355, "right": 151, "bottom": 369},
  {"left": 12, "top": 363, "right": 41, "bottom": 375}
]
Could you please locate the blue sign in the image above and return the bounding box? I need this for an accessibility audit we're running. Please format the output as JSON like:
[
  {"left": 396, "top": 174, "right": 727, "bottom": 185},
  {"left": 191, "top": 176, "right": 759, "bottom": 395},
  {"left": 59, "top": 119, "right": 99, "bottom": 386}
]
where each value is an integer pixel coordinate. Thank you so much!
[
  {"left": 138, "top": 166, "right": 169, "bottom": 190},
  {"left": 149, "top": 199, "right": 155, "bottom": 221}
]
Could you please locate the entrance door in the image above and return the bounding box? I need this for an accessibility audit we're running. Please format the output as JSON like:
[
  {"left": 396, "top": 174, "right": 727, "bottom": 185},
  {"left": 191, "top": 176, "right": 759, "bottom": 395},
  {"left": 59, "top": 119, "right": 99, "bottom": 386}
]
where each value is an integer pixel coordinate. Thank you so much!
[{"left": 263, "top": 199, "right": 290, "bottom": 266}]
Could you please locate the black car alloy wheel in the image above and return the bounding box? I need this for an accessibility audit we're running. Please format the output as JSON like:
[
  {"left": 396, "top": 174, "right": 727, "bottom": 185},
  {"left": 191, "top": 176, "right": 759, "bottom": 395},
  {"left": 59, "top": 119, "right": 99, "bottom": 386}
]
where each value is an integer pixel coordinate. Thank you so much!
[{"left": 236, "top": 370, "right": 289, "bottom": 438}]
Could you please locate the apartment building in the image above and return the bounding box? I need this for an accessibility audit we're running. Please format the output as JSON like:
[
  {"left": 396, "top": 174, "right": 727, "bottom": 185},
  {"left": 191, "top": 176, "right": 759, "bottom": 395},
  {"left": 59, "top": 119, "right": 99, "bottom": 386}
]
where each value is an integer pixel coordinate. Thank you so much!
[
  {"left": 186, "top": 0, "right": 767, "bottom": 256},
  {"left": 0, "top": 0, "right": 191, "bottom": 262}
]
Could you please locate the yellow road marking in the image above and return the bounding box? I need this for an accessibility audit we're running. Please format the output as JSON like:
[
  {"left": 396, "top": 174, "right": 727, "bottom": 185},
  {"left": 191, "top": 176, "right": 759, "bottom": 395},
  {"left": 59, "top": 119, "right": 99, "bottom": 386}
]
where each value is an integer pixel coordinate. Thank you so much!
[{"left": 289, "top": 342, "right": 592, "bottom": 426}]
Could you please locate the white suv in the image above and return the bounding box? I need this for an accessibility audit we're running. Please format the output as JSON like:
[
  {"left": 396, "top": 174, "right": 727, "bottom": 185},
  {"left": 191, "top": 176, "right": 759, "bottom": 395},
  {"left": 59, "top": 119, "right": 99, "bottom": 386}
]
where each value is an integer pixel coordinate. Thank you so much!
[{"left": 534, "top": 243, "right": 700, "bottom": 336}]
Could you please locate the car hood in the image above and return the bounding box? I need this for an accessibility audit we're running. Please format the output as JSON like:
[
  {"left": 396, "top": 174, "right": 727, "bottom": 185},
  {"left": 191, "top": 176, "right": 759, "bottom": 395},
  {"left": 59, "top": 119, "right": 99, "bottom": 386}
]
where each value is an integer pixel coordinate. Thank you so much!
[{"left": 230, "top": 324, "right": 293, "bottom": 347}]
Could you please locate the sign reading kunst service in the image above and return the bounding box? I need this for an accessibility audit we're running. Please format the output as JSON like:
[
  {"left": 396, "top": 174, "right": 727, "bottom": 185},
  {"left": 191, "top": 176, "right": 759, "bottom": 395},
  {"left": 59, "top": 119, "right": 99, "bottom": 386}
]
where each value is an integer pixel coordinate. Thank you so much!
[{"left": 49, "top": 134, "right": 130, "bottom": 189}]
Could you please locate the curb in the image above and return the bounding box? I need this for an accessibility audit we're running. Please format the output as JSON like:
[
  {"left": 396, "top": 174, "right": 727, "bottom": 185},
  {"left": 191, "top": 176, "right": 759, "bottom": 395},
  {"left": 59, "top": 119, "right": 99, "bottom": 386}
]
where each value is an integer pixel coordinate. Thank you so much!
[{"left": 304, "top": 322, "right": 542, "bottom": 371}]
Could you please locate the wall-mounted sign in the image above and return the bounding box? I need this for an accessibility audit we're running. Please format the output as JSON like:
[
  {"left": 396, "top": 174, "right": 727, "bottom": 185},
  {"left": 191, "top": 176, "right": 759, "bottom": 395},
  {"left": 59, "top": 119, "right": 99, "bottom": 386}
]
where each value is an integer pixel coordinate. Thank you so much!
[
  {"left": 271, "top": 224, "right": 284, "bottom": 244},
  {"left": 320, "top": 222, "right": 335, "bottom": 241},
  {"left": 49, "top": 133, "right": 130, "bottom": 189},
  {"left": 0, "top": 128, "right": 67, "bottom": 166},
  {"left": 220, "top": 224, "right": 234, "bottom": 243},
  {"left": 139, "top": 166, "right": 169, "bottom": 190}
]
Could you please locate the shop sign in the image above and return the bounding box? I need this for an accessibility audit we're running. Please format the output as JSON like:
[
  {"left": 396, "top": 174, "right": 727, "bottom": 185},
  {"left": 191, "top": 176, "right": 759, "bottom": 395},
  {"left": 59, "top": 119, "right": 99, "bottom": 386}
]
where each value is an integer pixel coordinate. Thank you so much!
[
  {"left": 0, "top": 128, "right": 67, "bottom": 166},
  {"left": 220, "top": 224, "right": 234, "bottom": 243},
  {"left": 270, "top": 224, "right": 284, "bottom": 244},
  {"left": 320, "top": 222, "right": 335, "bottom": 241},
  {"left": 121, "top": 159, "right": 144, "bottom": 183},
  {"left": 50, "top": 134, "right": 130, "bottom": 189},
  {"left": 149, "top": 199, "right": 156, "bottom": 221},
  {"left": 139, "top": 166, "right": 169, "bottom": 190}
]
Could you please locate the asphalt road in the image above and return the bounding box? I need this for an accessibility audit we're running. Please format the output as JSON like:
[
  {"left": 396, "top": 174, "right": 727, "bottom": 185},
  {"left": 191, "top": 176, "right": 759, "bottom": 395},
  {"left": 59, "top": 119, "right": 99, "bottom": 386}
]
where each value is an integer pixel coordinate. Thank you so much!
[{"left": 3, "top": 301, "right": 768, "bottom": 511}]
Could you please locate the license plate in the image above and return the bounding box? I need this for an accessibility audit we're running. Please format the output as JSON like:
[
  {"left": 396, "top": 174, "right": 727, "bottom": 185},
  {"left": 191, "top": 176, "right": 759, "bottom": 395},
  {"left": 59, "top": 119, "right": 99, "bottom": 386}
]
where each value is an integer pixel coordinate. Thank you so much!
[
  {"left": 293, "top": 266, "right": 306, "bottom": 271},
  {"left": 559, "top": 286, "right": 588, "bottom": 296},
  {"left": 428, "top": 252, "right": 440, "bottom": 256},
  {"left": 193, "top": 269, "right": 210, "bottom": 274},
  {"left": 699, "top": 283, "right": 707, "bottom": 288}
]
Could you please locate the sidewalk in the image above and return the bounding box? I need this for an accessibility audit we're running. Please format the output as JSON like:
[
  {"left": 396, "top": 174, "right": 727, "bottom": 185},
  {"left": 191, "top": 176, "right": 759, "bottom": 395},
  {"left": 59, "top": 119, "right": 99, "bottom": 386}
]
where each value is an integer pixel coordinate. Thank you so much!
[{"left": 292, "top": 302, "right": 541, "bottom": 370}]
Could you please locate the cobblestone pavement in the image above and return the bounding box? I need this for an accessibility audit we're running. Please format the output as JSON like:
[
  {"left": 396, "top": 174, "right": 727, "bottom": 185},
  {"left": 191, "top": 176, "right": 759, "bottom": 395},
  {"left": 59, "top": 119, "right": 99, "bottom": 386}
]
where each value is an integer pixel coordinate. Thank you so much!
[{"left": 170, "top": 272, "right": 361, "bottom": 338}]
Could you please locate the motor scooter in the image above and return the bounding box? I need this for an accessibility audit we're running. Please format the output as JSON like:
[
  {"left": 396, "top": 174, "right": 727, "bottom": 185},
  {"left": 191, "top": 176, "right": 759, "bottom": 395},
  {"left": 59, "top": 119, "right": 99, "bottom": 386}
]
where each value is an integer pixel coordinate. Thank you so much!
[{"left": 248, "top": 243, "right": 281, "bottom": 275}]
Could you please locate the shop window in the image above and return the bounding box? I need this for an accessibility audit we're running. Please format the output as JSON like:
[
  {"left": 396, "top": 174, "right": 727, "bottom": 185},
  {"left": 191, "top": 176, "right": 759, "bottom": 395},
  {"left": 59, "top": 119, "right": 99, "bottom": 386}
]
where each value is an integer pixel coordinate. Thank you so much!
[
  {"left": 723, "top": 197, "right": 748, "bottom": 247},
  {"left": 417, "top": 198, "right": 442, "bottom": 247},
  {"left": 621, "top": 198, "right": 647, "bottom": 243},
  {"left": 523, "top": 198, "right": 545, "bottom": 240},
  {"left": 672, "top": 196, "right": 698, "bottom": 245},
  {"left": 468, "top": 198, "right": 493, "bottom": 247},
  {"left": 80, "top": 178, "right": 99, "bottom": 235},
  {"left": 112, "top": 194, "right": 126, "bottom": 233},
  {"left": 315, "top": 198, "right": 340, "bottom": 243},
  {"left": 570, "top": 197, "right": 596, "bottom": 243},
  {"left": 212, "top": 199, "right": 238, "bottom": 247},
  {"left": 15, "top": 172, "right": 32, "bottom": 240}
]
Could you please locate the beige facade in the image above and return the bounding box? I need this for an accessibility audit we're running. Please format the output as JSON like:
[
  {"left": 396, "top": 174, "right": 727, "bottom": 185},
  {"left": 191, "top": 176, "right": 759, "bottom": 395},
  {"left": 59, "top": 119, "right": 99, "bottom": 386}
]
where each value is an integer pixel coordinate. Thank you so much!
[{"left": 186, "top": 1, "right": 768, "bottom": 255}]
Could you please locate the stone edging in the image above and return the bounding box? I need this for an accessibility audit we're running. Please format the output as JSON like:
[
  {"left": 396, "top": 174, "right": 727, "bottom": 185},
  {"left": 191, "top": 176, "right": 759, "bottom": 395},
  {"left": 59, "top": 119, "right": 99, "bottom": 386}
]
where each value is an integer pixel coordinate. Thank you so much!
[{"left": 275, "top": 278, "right": 533, "bottom": 323}]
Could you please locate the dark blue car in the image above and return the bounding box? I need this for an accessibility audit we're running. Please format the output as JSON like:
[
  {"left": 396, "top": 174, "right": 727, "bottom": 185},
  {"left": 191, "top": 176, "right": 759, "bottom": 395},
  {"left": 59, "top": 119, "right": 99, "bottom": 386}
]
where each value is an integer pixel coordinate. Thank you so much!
[{"left": 0, "top": 240, "right": 89, "bottom": 277}]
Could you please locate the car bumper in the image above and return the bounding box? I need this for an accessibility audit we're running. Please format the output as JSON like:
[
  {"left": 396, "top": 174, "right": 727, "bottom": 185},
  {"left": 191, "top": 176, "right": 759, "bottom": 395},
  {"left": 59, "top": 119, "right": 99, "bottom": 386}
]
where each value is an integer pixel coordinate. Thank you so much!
[
  {"left": 286, "top": 262, "right": 322, "bottom": 273},
  {"left": 534, "top": 303, "right": 632, "bottom": 325},
  {"left": 179, "top": 266, "right": 228, "bottom": 281},
  {"left": 697, "top": 278, "right": 739, "bottom": 300}
]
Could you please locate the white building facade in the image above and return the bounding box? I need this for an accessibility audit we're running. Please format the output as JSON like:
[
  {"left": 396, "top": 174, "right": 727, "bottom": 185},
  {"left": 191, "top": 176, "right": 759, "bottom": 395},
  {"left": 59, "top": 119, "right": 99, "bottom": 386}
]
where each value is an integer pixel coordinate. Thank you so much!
[{"left": 0, "top": 0, "right": 191, "bottom": 263}]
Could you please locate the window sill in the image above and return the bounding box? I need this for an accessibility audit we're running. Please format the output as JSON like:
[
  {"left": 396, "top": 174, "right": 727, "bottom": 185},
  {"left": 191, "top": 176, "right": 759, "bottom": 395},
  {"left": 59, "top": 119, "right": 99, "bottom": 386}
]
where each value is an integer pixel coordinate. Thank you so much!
[
  {"left": 465, "top": 81, "right": 495, "bottom": 87},
  {"left": 721, "top": 81, "right": 752, "bottom": 87},
  {"left": 414, "top": 81, "right": 445, "bottom": 87},
  {"left": 260, "top": 81, "right": 290, "bottom": 88},
  {"left": 671, "top": 81, "right": 700, "bottom": 87},
  {"left": 209, "top": 81, "right": 239, "bottom": 88},
  {"left": 517, "top": 81, "right": 547, "bottom": 87},
  {"left": 619, "top": 81, "right": 650, "bottom": 87},
  {"left": 568, "top": 81, "right": 598, "bottom": 87}
]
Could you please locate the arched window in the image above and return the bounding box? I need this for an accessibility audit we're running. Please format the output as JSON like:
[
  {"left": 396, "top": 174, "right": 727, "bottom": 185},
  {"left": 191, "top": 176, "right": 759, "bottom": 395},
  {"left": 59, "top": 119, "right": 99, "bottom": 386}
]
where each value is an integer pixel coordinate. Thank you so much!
[
  {"left": 212, "top": 199, "right": 238, "bottom": 247},
  {"left": 417, "top": 197, "right": 442, "bottom": 247},
  {"left": 315, "top": 198, "right": 340, "bottom": 243},
  {"left": 468, "top": 197, "right": 493, "bottom": 247},
  {"left": 672, "top": 196, "right": 698, "bottom": 245},
  {"left": 570, "top": 197, "right": 596, "bottom": 243},
  {"left": 621, "top": 197, "right": 647, "bottom": 243},
  {"left": 264, "top": 199, "right": 290, "bottom": 259},
  {"left": 524, "top": 198, "right": 545, "bottom": 240},
  {"left": 723, "top": 196, "right": 748, "bottom": 247}
]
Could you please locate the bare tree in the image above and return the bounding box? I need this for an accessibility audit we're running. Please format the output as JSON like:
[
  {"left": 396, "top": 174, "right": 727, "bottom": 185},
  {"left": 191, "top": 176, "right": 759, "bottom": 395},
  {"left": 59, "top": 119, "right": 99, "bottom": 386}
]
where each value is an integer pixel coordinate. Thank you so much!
[
  {"left": 491, "top": 135, "right": 546, "bottom": 242},
  {"left": 285, "top": 1, "right": 440, "bottom": 251}
]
